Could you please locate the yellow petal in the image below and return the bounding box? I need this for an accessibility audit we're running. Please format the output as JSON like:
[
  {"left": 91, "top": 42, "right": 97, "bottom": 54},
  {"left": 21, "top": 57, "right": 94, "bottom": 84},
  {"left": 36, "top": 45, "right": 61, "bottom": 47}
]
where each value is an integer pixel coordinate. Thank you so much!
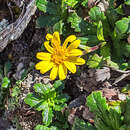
[
  {"left": 68, "top": 57, "right": 85, "bottom": 65},
  {"left": 44, "top": 41, "right": 54, "bottom": 53},
  {"left": 67, "top": 40, "right": 80, "bottom": 51},
  {"left": 46, "top": 34, "right": 53, "bottom": 41},
  {"left": 50, "top": 65, "right": 58, "bottom": 80},
  {"left": 64, "top": 61, "right": 76, "bottom": 73},
  {"left": 35, "top": 61, "right": 53, "bottom": 74},
  {"left": 36, "top": 52, "right": 51, "bottom": 61},
  {"left": 69, "top": 49, "right": 83, "bottom": 56},
  {"left": 63, "top": 35, "right": 76, "bottom": 48},
  {"left": 51, "top": 32, "right": 61, "bottom": 47},
  {"left": 59, "top": 64, "right": 67, "bottom": 80}
]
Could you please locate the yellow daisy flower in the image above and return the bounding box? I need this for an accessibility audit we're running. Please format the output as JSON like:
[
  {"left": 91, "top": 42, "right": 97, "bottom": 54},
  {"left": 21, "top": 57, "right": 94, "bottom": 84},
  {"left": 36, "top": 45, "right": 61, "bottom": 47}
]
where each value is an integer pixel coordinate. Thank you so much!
[{"left": 35, "top": 32, "right": 85, "bottom": 80}]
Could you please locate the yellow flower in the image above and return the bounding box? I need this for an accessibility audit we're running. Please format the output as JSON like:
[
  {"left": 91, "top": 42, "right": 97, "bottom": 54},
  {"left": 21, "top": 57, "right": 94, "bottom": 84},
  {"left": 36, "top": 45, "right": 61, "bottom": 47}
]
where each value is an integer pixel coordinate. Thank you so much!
[{"left": 35, "top": 32, "right": 85, "bottom": 80}]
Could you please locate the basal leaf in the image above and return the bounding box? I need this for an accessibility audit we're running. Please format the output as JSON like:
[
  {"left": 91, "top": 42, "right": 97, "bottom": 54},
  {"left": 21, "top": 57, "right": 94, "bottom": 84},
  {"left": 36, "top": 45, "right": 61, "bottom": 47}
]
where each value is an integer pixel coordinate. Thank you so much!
[
  {"left": 124, "top": 97, "right": 130, "bottom": 127},
  {"left": 54, "top": 103, "right": 67, "bottom": 111},
  {"left": 86, "top": 91, "right": 108, "bottom": 114},
  {"left": 65, "top": 0, "right": 78, "bottom": 7},
  {"left": 36, "top": 101, "right": 48, "bottom": 111},
  {"left": 78, "top": 36, "right": 99, "bottom": 45},
  {"left": 33, "top": 83, "right": 51, "bottom": 95},
  {"left": 89, "top": 7, "right": 106, "bottom": 24},
  {"left": 36, "top": 0, "right": 48, "bottom": 12},
  {"left": 54, "top": 94, "right": 69, "bottom": 104},
  {"left": 125, "top": 0, "right": 130, "bottom": 5},
  {"left": 4, "top": 61, "right": 11, "bottom": 77},
  {"left": 53, "top": 20, "right": 64, "bottom": 34},
  {"left": 24, "top": 93, "right": 43, "bottom": 108},
  {"left": 36, "top": 15, "right": 60, "bottom": 28},
  {"left": 87, "top": 54, "right": 102, "bottom": 68},
  {"left": 100, "top": 44, "right": 111, "bottom": 58},
  {"left": 34, "top": 125, "right": 49, "bottom": 130},
  {"left": 97, "top": 21, "right": 105, "bottom": 41},
  {"left": 1, "top": 77, "right": 10, "bottom": 88},
  {"left": 72, "top": 117, "right": 97, "bottom": 130},
  {"left": 42, "top": 107, "right": 53, "bottom": 126},
  {"left": 115, "top": 17, "right": 130, "bottom": 36},
  {"left": 67, "top": 12, "right": 81, "bottom": 32}
]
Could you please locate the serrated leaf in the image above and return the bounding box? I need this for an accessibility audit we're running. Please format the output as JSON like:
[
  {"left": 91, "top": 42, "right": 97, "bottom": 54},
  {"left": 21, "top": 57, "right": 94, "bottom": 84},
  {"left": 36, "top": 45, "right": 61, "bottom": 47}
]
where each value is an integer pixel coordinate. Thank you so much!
[
  {"left": 36, "top": 15, "right": 60, "bottom": 28},
  {"left": 33, "top": 83, "right": 51, "bottom": 95},
  {"left": 72, "top": 117, "right": 97, "bottom": 130},
  {"left": 115, "top": 17, "right": 130, "bottom": 35},
  {"left": 86, "top": 91, "right": 108, "bottom": 114},
  {"left": 89, "top": 7, "right": 106, "bottom": 24},
  {"left": 24, "top": 93, "right": 43, "bottom": 108},
  {"left": 1, "top": 77, "right": 10, "bottom": 88},
  {"left": 67, "top": 12, "right": 81, "bottom": 32},
  {"left": 34, "top": 125, "right": 49, "bottom": 130},
  {"left": 87, "top": 54, "right": 102, "bottom": 68},
  {"left": 97, "top": 21, "right": 105, "bottom": 41},
  {"left": 42, "top": 107, "right": 53, "bottom": 126}
]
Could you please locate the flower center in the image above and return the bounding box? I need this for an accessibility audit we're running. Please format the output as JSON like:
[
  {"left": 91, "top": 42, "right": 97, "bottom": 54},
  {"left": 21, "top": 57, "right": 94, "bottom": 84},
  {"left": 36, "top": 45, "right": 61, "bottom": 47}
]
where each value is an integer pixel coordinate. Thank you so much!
[{"left": 51, "top": 46, "right": 69, "bottom": 64}]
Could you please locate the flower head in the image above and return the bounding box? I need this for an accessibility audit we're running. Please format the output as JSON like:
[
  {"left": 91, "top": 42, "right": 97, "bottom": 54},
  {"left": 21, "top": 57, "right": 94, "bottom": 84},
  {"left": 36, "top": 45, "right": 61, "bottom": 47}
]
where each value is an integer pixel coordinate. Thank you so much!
[{"left": 35, "top": 32, "right": 85, "bottom": 80}]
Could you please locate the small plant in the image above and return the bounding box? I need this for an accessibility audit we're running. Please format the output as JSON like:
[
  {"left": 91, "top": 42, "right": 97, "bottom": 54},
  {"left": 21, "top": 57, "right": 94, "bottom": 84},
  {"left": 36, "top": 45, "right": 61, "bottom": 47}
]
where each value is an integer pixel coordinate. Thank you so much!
[
  {"left": 24, "top": 80, "right": 69, "bottom": 126},
  {"left": 86, "top": 91, "right": 130, "bottom": 130},
  {"left": 0, "top": 61, "right": 11, "bottom": 108}
]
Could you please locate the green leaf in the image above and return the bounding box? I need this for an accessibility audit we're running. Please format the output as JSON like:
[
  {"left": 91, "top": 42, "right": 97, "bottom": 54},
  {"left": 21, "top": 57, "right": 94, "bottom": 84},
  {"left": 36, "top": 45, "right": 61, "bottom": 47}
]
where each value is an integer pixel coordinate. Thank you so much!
[
  {"left": 33, "top": 83, "right": 51, "bottom": 95},
  {"left": 115, "top": 17, "right": 130, "bottom": 36},
  {"left": 54, "top": 103, "right": 67, "bottom": 111},
  {"left": 34, "top": 125, "right": 49, "bottom": 130},
  {"left": 81, "top": 0, "right": 88, "bottom": 7},
  {"left": 53, "top": 20, "right": 64, "bottom": 34},
  {"left": 4, "top": 61, "right": 11, "bottom": 77},
  {"left": 36, "top": 0, "right": 48, "bottom": 12},
  {"left": 53, "top": 80, "right": 64, "bottom": 90},
  {"left": 24, "top": 93, "right": 43, "bottom": 108},
  {"left": 36, "top": 101, "right": 49, "bottom": 111},
  {"left": 87, "top": 54, "right": 102, "bottom": 68},
  {"left": 78, "top": 35, "right": 99, "bottom": 45},
  {"left": 65, "top": 0, "right": 78, "bottom": 7},
  {"left": 11, "top": 86, "right": 20, "bottom": 97},
  {"left": 36, "top": 15, "right": 60, "bottom": 28},
  {"left": 125, "top": 0, "right": 130, "bottom": 5},
  {"left": 89, "top": 7, "right": 106, "bottom": 24},
  {"left": 86, "top": 91, "right": 108, "bottom": 114},
  {"left": 67, "top": 12, "right": 81, "bottom": 32},
  {"left": 42, "top": 107, "right": 53, "bottom": 126},
  {"left": 100, "top": 44, "right": 111, "bottom": 58},
  {"left": 1, "top": 77, "right": 10, "bottom": 88},
  {"left": 124, "top": 97, "right": 130, "bottom": 127},
  {"left": 50, "top": 126, "right": 58, "bottom": 130},
  {"left": 54, "top": 94, "right": 69, "bottom": 104},
  {"left": 72, "top": 117, "right": 97, "bottom": 130},
  {"left": 115, "top": 5, "right": 124, "bottom": 15},
  {"left": 97, "top": 21, "right": 105, "bottom": 41}
]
